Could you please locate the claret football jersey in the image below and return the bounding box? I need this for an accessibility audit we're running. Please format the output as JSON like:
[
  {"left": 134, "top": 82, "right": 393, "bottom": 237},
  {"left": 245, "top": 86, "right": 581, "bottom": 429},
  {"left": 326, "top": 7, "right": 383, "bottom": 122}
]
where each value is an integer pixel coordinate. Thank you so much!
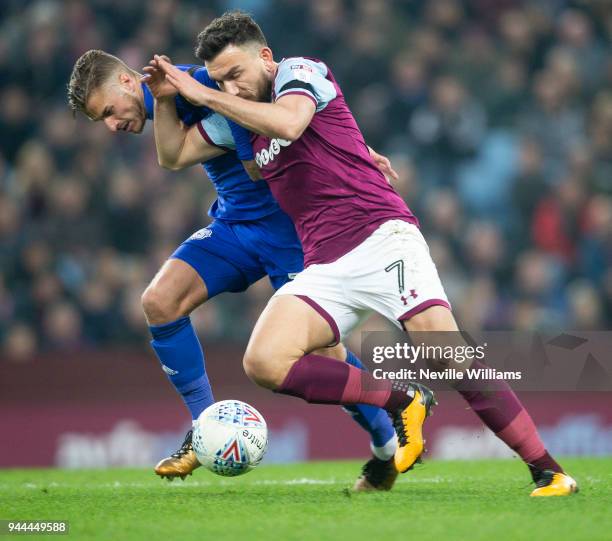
[{"left": 250, "top": 57, "right": 419, "bottom": 267}]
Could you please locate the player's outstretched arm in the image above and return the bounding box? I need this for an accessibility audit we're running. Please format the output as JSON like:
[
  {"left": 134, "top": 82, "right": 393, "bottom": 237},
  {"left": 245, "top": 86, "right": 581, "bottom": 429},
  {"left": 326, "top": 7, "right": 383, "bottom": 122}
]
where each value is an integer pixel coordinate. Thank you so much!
[{"left": 154, "top": 55, "right": 315, "bottom": 141}]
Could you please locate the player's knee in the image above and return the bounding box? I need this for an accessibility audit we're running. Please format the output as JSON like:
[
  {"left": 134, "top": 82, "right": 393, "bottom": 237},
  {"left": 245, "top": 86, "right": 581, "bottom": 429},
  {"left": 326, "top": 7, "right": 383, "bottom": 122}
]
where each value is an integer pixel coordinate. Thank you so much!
[
  {"left": 141, "top": 283, "right": 182, "bottom": 325},
  {"left": 243, "top": 344, "right": 293, "bottom": 390},
  {"left": 243, "top": 350, "right": 275, "bottom": 389}
]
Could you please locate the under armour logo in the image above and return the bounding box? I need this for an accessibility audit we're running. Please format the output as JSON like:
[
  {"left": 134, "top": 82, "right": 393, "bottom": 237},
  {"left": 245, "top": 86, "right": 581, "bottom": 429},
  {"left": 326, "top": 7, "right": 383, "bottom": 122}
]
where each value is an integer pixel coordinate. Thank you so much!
[{"left": 400, "top": 289, "right": 418, "bottom": 305}]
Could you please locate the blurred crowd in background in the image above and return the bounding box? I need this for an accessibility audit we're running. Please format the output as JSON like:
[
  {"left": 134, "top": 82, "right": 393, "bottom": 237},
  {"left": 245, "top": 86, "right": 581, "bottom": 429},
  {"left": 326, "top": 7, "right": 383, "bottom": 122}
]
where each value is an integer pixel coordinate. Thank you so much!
[{"left": 0, "top": 0, "right": 610, "bottom": 361}]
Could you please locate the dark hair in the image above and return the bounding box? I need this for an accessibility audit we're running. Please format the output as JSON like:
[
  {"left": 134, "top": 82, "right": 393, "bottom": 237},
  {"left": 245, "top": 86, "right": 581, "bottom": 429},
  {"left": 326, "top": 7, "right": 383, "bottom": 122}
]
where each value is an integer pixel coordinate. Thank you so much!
[
  {"left": 195, "top": 11, "right": 267, "bottom": 61},
  {"left": 67, "top": 49, "right": 133, "bottom": 117}
]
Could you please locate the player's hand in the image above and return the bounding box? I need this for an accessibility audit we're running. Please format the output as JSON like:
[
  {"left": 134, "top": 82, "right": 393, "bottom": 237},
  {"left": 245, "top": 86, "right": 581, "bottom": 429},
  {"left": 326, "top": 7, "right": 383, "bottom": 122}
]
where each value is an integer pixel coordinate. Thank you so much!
[
  {"left": 141, "top": 56, "right": 178, "bottom": 100},
  {"left": 241, "top": 159, "right": 263, "bottom": 181},
  {"left": 153, "top": 55, "right": 214, "bottom": 107},
  {"left": 368, "top": 147, "right": 399, "bottom": 183}
]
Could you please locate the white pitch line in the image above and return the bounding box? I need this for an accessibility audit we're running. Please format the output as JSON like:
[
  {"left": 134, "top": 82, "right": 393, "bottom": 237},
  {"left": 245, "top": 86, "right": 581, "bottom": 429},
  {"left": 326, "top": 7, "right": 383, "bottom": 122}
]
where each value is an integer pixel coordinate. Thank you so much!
[{"left": 1, "top": 476, "right": 451, "bottom": 491}]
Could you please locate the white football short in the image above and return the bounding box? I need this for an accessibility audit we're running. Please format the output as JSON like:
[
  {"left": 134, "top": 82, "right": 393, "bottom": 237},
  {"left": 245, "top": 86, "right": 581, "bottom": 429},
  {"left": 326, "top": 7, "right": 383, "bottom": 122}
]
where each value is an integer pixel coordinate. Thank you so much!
[{"left": 273, "top": 220, "right": 450, "bottom": 344}]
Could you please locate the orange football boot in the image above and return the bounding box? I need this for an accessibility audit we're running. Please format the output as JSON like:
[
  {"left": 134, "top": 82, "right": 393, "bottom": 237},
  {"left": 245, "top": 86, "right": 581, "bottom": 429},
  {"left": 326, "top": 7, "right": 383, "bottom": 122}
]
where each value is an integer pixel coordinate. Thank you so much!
[
  {"left": 392, "top": 383, "right": 437, "bottom": 473},
  {"left": 530, "top": 471, "right": 578, "bottom": 497}
]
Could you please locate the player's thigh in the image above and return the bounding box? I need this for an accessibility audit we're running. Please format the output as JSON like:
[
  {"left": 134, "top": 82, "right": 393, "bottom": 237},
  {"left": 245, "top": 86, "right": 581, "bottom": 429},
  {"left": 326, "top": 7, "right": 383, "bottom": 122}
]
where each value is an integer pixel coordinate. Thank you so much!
[
  {"left": 142, "top": 258, "right": 208, "bottom": 324},
  {"left": 401, "top": 305, "right": 470, "bottom": 370},
  {"left": 174, "top": 223, "right": 265, "bottom": 299},
  {"left": 244, "top": 295, "right": 337, "bottom": 388}
]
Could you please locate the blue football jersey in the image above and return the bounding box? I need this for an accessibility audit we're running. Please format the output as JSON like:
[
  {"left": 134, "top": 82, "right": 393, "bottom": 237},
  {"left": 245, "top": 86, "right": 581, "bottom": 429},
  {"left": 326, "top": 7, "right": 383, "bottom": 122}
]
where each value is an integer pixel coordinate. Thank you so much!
[{"left": 142, "top": 65, "right": 280, "bottom": 221}]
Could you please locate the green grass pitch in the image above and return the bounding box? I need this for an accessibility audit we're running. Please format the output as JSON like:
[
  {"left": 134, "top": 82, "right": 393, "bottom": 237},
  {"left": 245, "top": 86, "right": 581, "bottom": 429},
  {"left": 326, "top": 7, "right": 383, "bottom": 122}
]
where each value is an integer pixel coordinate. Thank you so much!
[{"left": 2, "top": 458, "right": 611, "bottom": 541}]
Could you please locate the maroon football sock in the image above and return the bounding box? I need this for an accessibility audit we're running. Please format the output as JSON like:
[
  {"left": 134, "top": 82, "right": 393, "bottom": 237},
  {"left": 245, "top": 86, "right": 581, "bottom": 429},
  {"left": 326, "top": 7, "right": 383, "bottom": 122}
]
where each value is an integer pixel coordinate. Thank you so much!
[
  {"left": 276, "top": 354, "right": 412, "bottom": 411},
  {"left": 455, "top": 360, "right": 563, "bottom": 474},
  {"left": 527, "top": 451, "right": 564, "bottom": 479}
]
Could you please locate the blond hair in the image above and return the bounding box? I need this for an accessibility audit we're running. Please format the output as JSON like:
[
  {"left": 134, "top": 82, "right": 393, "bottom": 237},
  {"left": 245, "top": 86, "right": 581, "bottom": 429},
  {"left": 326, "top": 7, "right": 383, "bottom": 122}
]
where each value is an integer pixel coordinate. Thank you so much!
[{"left": 67, "top": 49, "right": 135, "bottom": 116}]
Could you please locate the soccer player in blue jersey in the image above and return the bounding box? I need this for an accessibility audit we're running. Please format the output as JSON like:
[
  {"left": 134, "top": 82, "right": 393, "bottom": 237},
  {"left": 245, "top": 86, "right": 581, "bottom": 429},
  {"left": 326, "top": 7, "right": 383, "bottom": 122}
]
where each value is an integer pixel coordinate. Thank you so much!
[{"left": 67, "top": 50, "right": 400, "bottom": 491}]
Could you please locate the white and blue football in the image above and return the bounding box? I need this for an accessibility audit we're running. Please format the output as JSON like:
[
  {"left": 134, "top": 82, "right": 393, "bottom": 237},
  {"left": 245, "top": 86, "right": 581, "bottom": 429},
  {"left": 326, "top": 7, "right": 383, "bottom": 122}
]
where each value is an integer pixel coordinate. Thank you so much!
[{"left": 192, "top": 400, "right": 268, "bottom": 477}]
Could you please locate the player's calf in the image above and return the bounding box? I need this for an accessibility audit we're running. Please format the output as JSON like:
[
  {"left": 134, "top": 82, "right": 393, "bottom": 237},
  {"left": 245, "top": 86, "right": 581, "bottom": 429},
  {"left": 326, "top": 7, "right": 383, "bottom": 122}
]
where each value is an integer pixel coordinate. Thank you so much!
[
  {"left": 144, "top": 258, "right": 215, "bottom": 483},
  {"left": 403, "top": 305, "right": 576, "bottom": 493},
  {"left": 272, "top": 353, "right": 436, "bottom": 472}
]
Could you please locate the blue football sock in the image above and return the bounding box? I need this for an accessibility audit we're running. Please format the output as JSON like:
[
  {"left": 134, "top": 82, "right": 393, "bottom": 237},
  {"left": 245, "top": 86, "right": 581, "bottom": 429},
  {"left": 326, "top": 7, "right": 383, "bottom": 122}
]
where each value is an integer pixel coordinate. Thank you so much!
[
  {"left": 344, "top": 350, "right": 396, "bottom": 455},
  {"left": 149, "top": 316, "right": 214, "bottom": 420}
]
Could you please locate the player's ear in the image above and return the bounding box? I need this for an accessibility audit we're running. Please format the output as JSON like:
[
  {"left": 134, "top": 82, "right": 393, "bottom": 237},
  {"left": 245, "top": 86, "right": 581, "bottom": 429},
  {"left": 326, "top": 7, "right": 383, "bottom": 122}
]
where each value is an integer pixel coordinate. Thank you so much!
[
  {"left": 260, "top": 48, "right": 274, "bottom": 71},
  {"left": 118, "top": 71, "right": 135, "bottom": 92}
]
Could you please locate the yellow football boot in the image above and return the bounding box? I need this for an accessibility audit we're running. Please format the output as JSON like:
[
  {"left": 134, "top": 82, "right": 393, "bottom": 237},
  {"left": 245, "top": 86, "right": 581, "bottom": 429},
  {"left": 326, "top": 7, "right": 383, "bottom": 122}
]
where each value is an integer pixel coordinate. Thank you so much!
[
  {"left": 393, "top": 383, "right": 437, "bottom": 473},
  {"left": 353, "top": 456, "right": 399, "bottom": 492},
  {"left": 530, "top": 471, "right": 578, "bottom": 497},
  {"left": 154, "top": 429, "right": 201, "bottom": 481}
]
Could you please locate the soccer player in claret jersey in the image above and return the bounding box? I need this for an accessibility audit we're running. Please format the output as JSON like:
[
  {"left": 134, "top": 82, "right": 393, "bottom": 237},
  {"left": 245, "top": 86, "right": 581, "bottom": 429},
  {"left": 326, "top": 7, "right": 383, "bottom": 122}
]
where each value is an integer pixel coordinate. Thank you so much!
[
  {"left": 67, "top": 50, "right": 401, "bottom": 491},
  {"left": 152, "top": 10, "right": 577, "bottom": 496}
]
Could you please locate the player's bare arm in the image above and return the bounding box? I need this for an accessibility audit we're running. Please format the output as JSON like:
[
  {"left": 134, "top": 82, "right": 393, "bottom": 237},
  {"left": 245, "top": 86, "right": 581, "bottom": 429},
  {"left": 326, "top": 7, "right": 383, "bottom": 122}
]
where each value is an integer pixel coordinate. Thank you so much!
[
  {"left": 154, "top": 98, "right": 225, "bottom": 170},
  {"left": 153, "top": 54, "right": 315, "bottom": 141},
  {"left": 142, "top": 62, "right": 225, "bottom": 170}
]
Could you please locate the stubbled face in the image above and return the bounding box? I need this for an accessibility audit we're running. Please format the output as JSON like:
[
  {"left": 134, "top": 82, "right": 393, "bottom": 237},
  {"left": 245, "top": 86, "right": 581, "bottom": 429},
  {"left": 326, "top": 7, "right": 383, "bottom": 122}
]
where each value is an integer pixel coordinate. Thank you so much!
[
  {"left": 205, "top": 44, "right": 274, "bottom": 102},
  {"left": 86, "top": 72, "right": 146, "bottom": 134}
]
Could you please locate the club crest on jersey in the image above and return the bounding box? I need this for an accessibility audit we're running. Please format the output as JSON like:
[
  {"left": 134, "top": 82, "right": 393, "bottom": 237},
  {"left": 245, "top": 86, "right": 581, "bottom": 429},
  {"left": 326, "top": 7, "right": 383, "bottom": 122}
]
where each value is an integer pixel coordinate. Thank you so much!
[
  {"left": 255, "top": 138, "right": 292, "bottom": 167},
  {"left": 290, "top": 64, "right": 313, "bottom": 72},
  {"left": 290, "top": 64, "right": 314, "bottom": 82}
]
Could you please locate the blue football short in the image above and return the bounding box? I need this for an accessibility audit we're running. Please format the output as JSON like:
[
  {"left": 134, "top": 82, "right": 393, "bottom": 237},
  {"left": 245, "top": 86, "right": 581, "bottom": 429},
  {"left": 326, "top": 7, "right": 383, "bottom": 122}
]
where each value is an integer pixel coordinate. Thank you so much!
[{"left": 171, "top": 209, "right": 304, "bottom": 298}]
